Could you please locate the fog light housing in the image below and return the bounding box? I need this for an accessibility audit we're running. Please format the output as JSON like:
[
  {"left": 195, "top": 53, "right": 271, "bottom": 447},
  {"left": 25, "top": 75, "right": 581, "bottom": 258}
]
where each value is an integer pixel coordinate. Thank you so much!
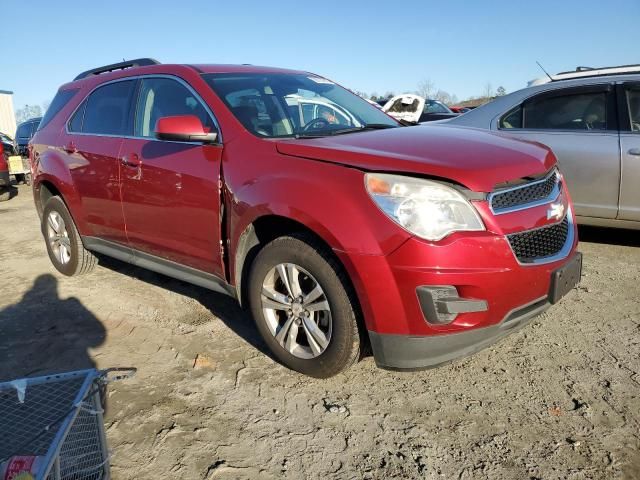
[{"left": 417, "top": 286, "right": 488, "bottom": 325}]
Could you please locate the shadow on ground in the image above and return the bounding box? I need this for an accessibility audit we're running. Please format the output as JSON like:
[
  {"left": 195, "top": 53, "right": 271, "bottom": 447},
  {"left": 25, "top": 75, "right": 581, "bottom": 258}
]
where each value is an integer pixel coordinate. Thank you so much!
[
  {"left": 0, "top": 274, "right": 106, "bottom": 382},
  {"left": 578, "top": 225, "right": 640, "bottom": 247},
  {"left": 96, "top": 255, "right": 273, "bottom": 359}
]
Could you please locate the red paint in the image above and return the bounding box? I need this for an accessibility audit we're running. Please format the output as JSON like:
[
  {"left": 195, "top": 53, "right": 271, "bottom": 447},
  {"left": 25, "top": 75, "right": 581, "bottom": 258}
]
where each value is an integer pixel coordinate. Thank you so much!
[{"left": 31, "top": 63, "right": 579, "bottom": 340}]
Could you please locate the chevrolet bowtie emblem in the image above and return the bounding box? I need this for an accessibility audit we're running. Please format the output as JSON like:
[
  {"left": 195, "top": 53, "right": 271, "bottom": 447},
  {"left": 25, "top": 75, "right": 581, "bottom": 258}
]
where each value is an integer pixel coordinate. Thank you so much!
[{"left": 547, "top": 202, "right": 565, "bottom": 221}]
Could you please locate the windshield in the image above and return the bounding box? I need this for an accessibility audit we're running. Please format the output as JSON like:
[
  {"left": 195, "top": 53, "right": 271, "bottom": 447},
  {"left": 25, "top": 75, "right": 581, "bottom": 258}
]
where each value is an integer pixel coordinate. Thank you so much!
[
  {"left": 423, "top": 100, "right": 452, "bottom": 114},
  {"left": 203, "top": 73, "right": 398, "bottom": 138}
]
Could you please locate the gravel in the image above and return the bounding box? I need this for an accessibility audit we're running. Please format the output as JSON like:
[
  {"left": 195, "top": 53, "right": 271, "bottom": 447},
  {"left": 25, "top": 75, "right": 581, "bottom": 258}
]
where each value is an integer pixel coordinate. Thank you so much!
[{"left": 1, "top": 184, "right": 639, "bottom": 479}]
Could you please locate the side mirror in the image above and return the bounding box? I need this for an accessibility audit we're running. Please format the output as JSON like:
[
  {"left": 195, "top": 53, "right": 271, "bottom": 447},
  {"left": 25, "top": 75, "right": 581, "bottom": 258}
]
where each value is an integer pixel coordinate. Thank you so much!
[{"left": 154, "top": 115, "right": 218, "bottom": 144}]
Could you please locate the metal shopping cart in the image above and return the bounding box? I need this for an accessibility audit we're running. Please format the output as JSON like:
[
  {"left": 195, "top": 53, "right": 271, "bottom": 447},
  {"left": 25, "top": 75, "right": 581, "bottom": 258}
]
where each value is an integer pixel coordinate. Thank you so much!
[{"left": 0, "top": 368, "right": 135, "bottom": 480}]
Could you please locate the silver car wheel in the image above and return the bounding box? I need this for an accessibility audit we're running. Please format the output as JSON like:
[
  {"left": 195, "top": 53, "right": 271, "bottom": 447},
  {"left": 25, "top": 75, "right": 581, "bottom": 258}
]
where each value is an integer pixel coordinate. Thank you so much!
[
  {"left": 47, "top": 211, "right": 71, "bottom": 265},
  {"left": 261, "top": 263, "right": 332, "bottom": 359}
]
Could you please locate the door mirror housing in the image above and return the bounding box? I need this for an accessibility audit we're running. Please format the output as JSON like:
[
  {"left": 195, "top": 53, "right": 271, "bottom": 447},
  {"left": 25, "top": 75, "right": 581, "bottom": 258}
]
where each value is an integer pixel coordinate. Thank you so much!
[{"left": 154, "top": 115, "right": 218, "bottom": 144}]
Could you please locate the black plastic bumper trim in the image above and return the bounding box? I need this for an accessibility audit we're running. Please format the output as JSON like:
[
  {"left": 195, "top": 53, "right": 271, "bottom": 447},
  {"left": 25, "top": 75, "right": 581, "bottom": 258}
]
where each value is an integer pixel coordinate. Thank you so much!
[{"left": 369, "top": 297, "right": 550, "bottom": 371}]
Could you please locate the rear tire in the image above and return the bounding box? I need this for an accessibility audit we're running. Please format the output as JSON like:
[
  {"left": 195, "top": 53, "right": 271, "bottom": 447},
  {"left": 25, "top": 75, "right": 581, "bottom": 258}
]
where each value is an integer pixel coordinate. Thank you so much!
[
  {"left": 248, "top": 234, "right": 361, "bottom": 378},
  {"left": 42, "top": 196, "right": 97, "bottom": 276}
]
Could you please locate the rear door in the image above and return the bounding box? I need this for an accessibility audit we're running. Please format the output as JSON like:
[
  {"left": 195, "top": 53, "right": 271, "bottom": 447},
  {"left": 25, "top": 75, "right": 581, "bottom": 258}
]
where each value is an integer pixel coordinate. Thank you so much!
[
  {"left": 498, "top": 85, "right": 620, "bottom": 219},
  {"left": 61, "top": 79, "right": 136, "bottom": 244},
  {"left": 119, "top": 76, "right": 225, "bottom": 276},
  {"left": 618, "top": 82, "right": 640, "bottom": 221}
]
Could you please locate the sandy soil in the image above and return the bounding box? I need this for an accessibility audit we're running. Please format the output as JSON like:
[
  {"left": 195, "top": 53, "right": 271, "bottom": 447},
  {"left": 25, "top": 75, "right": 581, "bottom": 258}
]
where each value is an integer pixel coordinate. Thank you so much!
[{"left": 1, "top": 184, "right": 639, "bottom": 479}]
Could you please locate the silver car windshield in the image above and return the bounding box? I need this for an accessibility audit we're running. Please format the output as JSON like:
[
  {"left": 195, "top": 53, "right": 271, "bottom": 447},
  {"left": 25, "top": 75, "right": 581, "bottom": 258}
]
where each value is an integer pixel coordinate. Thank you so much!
[{"left": 203, "top": 73, "right": 398, "bottom": 138}]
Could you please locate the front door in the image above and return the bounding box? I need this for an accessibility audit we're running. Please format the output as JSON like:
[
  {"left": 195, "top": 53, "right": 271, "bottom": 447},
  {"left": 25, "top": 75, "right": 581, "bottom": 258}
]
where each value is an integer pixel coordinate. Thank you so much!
[
  {"left": 119, "top": 76, "right": 225, "bottom": 276},
  {"left": 618, "top": 83, "right": 640, "bottom": 221}
]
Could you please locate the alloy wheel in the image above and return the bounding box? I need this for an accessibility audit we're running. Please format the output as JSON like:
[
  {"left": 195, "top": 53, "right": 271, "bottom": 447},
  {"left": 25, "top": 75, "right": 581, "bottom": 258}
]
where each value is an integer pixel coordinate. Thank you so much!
[
  {"left": 261, "top": 263, "right": 332, "bottom": 359},
  {"left": 46, "top": 211, "right": 71, "bottom": 265}
]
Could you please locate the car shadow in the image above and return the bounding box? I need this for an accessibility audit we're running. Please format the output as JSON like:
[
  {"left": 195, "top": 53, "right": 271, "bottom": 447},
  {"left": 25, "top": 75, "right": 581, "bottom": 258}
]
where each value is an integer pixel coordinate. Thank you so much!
[
  {"left": 0, "top": 274, "right": 106, "bottom": 382},
  {"left": 578, "top": 225, "right": 640, "bottom": 247},
  {"left": 95, "top": 256, "right": 273, "bottom": 360}
]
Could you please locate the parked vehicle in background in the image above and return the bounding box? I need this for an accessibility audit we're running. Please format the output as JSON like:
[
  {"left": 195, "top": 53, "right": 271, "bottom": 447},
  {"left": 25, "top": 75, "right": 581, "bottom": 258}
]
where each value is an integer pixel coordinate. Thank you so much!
[
  {"left": 0, "top": 142, "right": 11, "bottom": 201},
  {"left": 31, "top": 59, "right": 580, "bottom": 377},
  {"left": 382, "top": 94, "right": 458, "bottom": 123},
  {"left": 450, "top": 106, "right": 471, "bottom": 114},
  {"left": 14, "top": 117, "right": 41, "bottom": 157},
  {"left": 1, "top": 132, "right": 16, "bottom": 156},
  {"left": 445, "top": 64, "right": 640, "bottom": 230}
]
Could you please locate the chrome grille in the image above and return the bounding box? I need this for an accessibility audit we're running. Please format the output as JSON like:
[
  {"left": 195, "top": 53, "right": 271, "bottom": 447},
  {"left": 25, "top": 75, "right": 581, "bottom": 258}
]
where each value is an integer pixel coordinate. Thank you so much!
[
  {"left": 507, "top": 216, "right": 570, "bottom": 263},
  {"left": 490, "top": 169, "right": 560, "bottom": 213}
]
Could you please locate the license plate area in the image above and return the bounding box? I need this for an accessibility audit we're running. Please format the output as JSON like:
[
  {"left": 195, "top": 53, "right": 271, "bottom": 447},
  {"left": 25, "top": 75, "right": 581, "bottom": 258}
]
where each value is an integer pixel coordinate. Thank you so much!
[{"left": 549, "top": 252, "right": 582, "bottom": 304}]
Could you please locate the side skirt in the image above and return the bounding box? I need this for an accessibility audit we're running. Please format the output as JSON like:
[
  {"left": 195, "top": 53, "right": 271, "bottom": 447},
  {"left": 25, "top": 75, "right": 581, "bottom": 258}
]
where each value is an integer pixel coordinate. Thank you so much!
[{"left": 82, "top": 236, "right": 236, "bottom": 298}]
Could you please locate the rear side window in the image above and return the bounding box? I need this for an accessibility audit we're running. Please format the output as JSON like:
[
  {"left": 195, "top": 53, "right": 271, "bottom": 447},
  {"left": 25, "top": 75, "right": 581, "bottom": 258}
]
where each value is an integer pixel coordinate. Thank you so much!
[
  {"left": 38, "top": 89, "right": 79, "bottom": 130},
  {"left": 501, "top": 91, "right": 608, "bottom": 131},
  {"left": 68, "top": 100, "right": 86, "bottom": 132},
  {"left": 82, "top": 80, "right": 136, "bottom": 135}
]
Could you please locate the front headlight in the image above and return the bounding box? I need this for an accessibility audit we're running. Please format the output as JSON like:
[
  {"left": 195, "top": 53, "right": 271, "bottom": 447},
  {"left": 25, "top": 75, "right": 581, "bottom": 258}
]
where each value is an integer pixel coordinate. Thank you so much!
[{"left": 365, "top": 173, "right": 485, "bottom": 241}]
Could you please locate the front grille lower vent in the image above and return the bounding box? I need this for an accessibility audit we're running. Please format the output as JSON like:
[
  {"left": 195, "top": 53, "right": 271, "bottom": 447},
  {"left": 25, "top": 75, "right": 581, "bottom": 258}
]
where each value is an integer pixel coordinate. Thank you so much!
[{"left": 507, "top": 216, "right": 569, "bottom": 263}]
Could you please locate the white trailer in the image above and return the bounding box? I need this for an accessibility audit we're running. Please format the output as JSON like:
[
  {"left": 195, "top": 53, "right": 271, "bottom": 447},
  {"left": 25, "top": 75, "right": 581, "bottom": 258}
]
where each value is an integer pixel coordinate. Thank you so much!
[{"left": 0, "top": 90, "right": 16, "bottom": 138}]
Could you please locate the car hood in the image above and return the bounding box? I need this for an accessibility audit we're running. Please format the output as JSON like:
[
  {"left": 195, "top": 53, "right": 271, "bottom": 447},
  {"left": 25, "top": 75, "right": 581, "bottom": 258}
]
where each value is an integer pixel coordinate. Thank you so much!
[{"left": 275, "top": 125, "right": 556, "bottom": 192}]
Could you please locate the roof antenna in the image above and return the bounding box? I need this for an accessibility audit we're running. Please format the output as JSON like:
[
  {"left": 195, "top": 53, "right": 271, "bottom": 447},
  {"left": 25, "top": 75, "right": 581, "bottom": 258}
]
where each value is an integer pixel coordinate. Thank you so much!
[{"left": 536, "top": 61, "right": 554, "bottom": 82}]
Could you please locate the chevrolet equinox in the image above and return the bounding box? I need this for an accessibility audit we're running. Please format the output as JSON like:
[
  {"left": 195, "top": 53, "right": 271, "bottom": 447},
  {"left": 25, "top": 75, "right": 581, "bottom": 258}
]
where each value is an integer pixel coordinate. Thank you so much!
[{"left": 30, "top": 59, "right": 582, "bottom": 377}]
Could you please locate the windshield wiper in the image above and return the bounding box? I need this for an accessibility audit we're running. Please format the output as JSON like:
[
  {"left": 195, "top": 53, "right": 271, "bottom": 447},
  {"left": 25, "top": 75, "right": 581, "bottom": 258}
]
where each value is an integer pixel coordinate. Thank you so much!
[
  {"left": 329, "top": 124, "right": 398, "bottom": 136},
  {"left": 294, "top": 123, "right": 397, "bottom": 139}
]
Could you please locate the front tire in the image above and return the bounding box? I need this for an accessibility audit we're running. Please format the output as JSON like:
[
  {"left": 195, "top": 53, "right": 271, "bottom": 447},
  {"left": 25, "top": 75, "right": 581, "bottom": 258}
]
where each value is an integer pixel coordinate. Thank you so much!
[
  {"left": 248, "top": 234, "right": 361, "bottom": 378},
  {"left": 42, "top": 196, "right": 97, "bottom": 276}
]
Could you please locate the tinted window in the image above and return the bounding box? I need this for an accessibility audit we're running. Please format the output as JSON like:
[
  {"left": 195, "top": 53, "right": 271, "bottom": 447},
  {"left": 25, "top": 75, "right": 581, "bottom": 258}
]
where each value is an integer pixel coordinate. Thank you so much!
[
  {"left": 83, "top": 80, "right": 136, "bottom": 135},
  {"left": 502, "top": 91, "right": 608, "bottom": 131},
  {"left": 626, "top": 88, "right": 640, "bottom": 132},
  {"left": 423, "top": 100, "right": 451, "bottom": 114},
  {"left": 134, "top": 78, "right": 213, "bottom": 138},
  {"left": 500, "top": 107, "right": 523, "bottom": 129},
  {"left": 38, "top": 89, "right": 78, "bottom": 130},
  {"left": 68, "top": 100, "right": 86, "bottom": 132},
  {"left": 16, "top": 123, "right": 31, "bottom": 139}
]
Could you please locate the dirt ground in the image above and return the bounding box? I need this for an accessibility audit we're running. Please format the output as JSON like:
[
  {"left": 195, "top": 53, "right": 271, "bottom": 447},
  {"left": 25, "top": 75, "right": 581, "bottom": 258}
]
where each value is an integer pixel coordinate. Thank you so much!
[{"left": 1, "top": 183, "right": 639, "bottom": 479}]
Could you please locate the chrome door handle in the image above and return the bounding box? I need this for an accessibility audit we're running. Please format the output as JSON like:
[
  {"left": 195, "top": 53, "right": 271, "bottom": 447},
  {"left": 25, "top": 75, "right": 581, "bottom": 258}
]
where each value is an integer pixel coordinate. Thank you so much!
[{"left": 628, "top": 148, "right": 640, "bottom": 156}]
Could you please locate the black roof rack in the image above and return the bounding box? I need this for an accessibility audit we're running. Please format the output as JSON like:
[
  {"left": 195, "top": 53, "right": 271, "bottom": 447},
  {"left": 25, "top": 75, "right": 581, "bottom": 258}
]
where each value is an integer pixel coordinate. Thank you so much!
[{"left": 74, "top": 58, "right": 160, "bottom": 81}]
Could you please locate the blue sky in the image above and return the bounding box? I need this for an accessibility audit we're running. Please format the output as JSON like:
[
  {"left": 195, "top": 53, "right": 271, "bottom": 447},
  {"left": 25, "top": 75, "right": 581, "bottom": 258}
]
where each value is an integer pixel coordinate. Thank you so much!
[{"left": 2, "top": 0, "right": 638, "bottom": 111}]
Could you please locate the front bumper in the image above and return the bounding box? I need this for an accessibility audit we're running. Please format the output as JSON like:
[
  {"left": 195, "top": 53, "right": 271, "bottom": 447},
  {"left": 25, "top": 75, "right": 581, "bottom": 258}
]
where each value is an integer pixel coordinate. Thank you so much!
[
  {"left": 336, "top": 210, "right": 580, "bottom": 370},
  {"left": 369, "top": 295, "right": 549, "bottom": 370}
]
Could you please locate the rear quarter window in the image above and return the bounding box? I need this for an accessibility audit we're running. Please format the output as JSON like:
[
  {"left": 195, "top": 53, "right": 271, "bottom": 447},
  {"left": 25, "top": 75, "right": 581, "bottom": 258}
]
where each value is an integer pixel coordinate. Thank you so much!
[{"left": 38, "top": 89, "right": 79, "bottom": 130}]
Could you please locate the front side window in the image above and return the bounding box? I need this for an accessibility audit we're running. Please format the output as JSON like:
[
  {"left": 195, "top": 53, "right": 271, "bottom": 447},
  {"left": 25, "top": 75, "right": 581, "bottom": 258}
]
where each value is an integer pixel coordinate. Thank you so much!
[
  {"left": 204, "top": 73, "right": 398, "bottom": 138},
  {"left": 83, "top": 80, "right": 136, "bottom": 135},
  {"left": 501, "top": 90, "right": 608, "bottom": 131},
  {"left": 626, "top": 88, "right": 640, "bottom": 132},
  {"left": 134, "top": 78, "right": 214, "bottom": 138}
]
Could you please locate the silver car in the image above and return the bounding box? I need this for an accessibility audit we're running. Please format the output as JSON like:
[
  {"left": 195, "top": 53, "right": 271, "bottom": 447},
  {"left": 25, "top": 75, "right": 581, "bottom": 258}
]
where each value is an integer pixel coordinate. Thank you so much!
[{"left": 444, "top": 66, "right": 640, "bottom": 229}]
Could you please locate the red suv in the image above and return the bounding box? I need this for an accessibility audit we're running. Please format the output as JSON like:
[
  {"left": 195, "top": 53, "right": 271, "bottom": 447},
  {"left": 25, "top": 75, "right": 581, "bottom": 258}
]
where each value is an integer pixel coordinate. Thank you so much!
[{"left": 31, "top": 59, "right": 582, "bottom": 377}]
